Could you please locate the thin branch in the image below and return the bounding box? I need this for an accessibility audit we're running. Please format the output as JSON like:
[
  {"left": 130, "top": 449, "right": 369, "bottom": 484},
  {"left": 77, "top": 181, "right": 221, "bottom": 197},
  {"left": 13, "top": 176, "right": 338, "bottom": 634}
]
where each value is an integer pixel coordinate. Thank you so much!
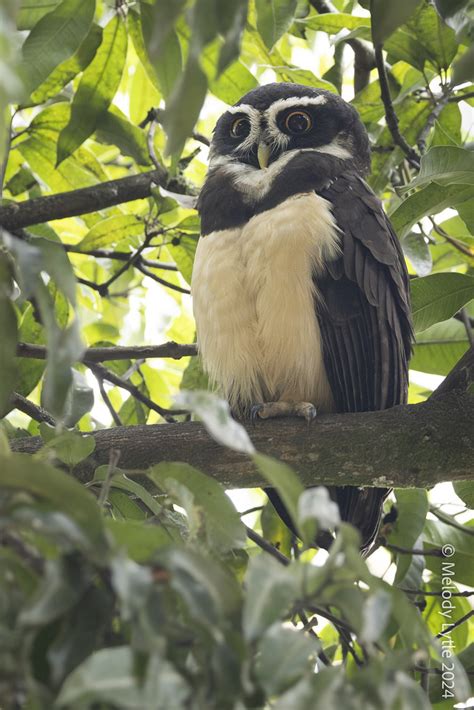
[
  {"left": 86, "top": 362, "right": 187, "bottom": 424},
  {"left": 9, "top": 392, "right": 55, "bottom": 425},
  {"left": 429, "top": 505, "right": 474, "bottom": 537},
  {"left": 245, "top": 525, "right": 290, "bottom": 565},
  {"left": 448, "top": 90, "right": 474, "bottom": 103},
  {"left": 137, "top": 263, "right": 191, "bottom": 295},
  {"left": 95, "top": 374, "right": 123, "bottom": 427},
  {"left": 430, "top": 219, "right": 474, "bottom": 258},
  {"left": 400, "top": 588, "right": 474, "bottom": 598},
  {"left": 66, "top": 245, "right": 178, "bottom": 271},
  {"left": 385, "top": 542, "right": 444, "bottom": 557},
  {"left": 417, "top": 94, "right": 449, "bottom": 154},
  {"left": 435, "top": 609, "right": 474, "bottom": 640},
  {"left": 373, "top": 45, "right": 420, "bottom": 168},
  {"left": 0, "top": 169, "right": 169, "bottom": 231},
  {"left": 16, "top": 341, "right": 197, "bottom": 362}
]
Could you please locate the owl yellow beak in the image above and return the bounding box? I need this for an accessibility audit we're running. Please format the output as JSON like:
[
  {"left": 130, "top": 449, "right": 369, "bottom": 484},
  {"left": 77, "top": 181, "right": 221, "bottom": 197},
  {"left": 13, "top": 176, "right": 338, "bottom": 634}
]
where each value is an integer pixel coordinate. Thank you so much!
[{"left": 257, "top": 142, "right": 271, "bottom": 169}]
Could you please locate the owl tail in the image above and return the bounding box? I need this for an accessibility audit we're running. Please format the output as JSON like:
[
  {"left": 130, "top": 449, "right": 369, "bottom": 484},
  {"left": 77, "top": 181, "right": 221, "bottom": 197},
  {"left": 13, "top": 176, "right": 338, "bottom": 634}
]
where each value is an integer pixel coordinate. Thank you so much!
[{"left": 265, "top": 485, "right": 389, "bottom": 556}]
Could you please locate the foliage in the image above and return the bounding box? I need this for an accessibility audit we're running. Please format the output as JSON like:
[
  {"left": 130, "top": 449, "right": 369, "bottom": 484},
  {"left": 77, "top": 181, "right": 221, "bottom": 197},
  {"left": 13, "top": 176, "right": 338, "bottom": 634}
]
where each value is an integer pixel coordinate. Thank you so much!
[{"left": 0, "top": 0, "right": 473, "bottom": 708}]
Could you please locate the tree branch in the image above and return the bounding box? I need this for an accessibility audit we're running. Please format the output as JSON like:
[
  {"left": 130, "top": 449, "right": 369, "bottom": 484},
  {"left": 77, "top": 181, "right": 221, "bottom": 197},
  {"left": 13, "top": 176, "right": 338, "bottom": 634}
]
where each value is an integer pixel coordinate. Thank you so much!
[
  {"left": 9, "top": 392, "right": 55, "bottom": 426},
  {"left": 16, "top": 341, "right": 197, "bottom": 363},
  {"left": 0, "top": 169, "right": 168, "bottom": 231},
  {"left": 9, "top": 363, "right": 473, "bottom": 485},
  {"left": 373, "top": 46, "right": 420, "bottom": 168}
]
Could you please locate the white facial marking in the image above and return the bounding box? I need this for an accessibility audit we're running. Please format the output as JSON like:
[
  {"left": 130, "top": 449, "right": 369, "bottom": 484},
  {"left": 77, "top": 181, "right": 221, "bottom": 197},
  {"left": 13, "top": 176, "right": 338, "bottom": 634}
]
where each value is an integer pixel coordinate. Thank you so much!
[
  {"left": 226, "top": 103, "right": 262, "bottom": 156},
  {"left": 220, "top": 141, "right": 352, "bottom": 201}
]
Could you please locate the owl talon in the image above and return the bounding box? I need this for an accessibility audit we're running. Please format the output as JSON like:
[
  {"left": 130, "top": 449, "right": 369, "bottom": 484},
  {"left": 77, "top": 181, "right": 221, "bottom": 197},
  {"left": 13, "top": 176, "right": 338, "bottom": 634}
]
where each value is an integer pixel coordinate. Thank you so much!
[
  {"left": 250, "top": 404, "right": 264, "bottom": 425},
  {"left": 249, "top": 401, "right": 317, "bottom": 422}
]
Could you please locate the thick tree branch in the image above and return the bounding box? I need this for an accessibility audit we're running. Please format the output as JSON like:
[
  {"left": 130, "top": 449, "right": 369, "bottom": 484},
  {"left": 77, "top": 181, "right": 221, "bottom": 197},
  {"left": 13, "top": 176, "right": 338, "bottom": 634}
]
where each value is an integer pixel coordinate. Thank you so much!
[
  {"left": 16, "top": 341, "right": 197, "bottom": 362},
  {"left": 0, "top": 169, "right": 167, "bottom": 230},
  {"left": 10, "top": 378, "right": 473, "bottom": 487}
]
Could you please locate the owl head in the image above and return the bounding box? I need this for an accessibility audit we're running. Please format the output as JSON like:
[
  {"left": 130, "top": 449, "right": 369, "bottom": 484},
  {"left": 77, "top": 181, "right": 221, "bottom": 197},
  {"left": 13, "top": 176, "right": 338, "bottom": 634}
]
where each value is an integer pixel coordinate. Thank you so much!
[{"left": 198, "top": 82, "right": 371, "bottom": 234}]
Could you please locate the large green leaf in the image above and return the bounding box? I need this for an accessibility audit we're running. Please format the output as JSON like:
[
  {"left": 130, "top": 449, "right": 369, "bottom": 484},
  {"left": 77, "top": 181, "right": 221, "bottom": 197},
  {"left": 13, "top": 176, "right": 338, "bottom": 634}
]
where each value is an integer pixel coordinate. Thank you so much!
[
  {"left": 403, "top": 146, "right": 474, "bottom": 191},
  {"left": 0, "top": 453, "right": 108, "bottom": 557},
  {"left": 57, "top": 14, "right": 127, "bottom": 164},
  {"left": 20, "top": 0, "right": 95, "bottom": 95},
  {"left": 255, "top": 0, "right": 297, "bottom": 49},
  {"left": 401, "top": 232, "right": 432, "bottom": 276},
  {"left": 453, "top": 481, "right": 474, "bottom": 508},
  {"left": 30, "top": 23, "right": 102, "bottom": 105},
  {"left": 371, "top": 0, "right": 422, "bottom": 44},
  {"left": 410, "top": 318, "right": 469, "bottom": 375},
  {"left": 162, "top": 57, "right": 208, "bottom": 157},
  {"left": 302, "top": 12, "right": 370, "bottom": 33},
  {"left": 77, "top": 215, "right": 145, "bottom": 251},
  {"left": 257, "top": 624, "right": 319, "bottom": 696},
  {"left": 95, "top": 106, "right": 150, "bottom": 166},
  {"left": 390, "top": 183, "right": 473, "bottom": 238},
  {"left": 149, "top": 462, "right": 247, "bottom": 552},
  {"left": 389, "top": 489, "right": 429, "bottom": 583},
  {"left": 411, "top": 273, "right": 474, "bottom": 333},
  {"left": 253, "top": 453, "right": 303, "bottom": 538}
]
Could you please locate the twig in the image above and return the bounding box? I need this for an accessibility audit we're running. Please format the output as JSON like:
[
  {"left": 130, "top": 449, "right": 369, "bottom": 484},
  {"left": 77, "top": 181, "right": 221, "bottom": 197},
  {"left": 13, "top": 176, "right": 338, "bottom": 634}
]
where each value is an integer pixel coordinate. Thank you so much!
[
  {"left": 373, "top": 45, "right": 420, "bottom": 168},
  {"left": 16, "top": 341, "right": 197, "bottom": 362},
  {"left": 245, "top": 525, "right": 291, "bottom": 565},
  {"left": 86, "top": 362, "right": 187, "bottom": 423},
  {"left": 240, "top": 505, "right": 264, "bottom": 517},
  {"left": 448, "top": 90, "right": 474, "bottom": 103},
  {"left": 95, "top": 374, "right": 123, "bottom": 426},
  {"left": 435, "top": 609, "right": 474, "bottom": 639},
  {"left": 9, "top": 392, "right": 55, "bottom": 425},
  {"left": 430, "top": 218, "right": 474, "bottom": 258},
  {"left": 298, "top": 610, "right": 332, "bottom": 666},
  {"left": 137, "top": 263, "right": 191, "bottom": 295},
  {"left": 385, "top": 542, "right": 443, "bottom": 557},
  {"left": 400, "top": 588, "right": 474, "bottom": 598},
  {"left": 429, "top": 505, "right": 474, "bottom": 537},
  {"left": 417, "top": 94, "right": 450, "bottom": 154},
  {"left": 98, "top": 449, "right": 121, "bottom": 507},
  {"left": 66, "top": 245, "right": 178, "bottom": 271}
]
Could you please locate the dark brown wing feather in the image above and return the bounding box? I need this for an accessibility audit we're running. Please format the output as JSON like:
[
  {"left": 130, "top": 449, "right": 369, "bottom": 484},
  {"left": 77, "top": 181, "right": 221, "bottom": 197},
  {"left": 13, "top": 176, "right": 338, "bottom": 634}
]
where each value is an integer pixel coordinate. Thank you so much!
[{"left": 315, "top": 172, "right": 413, "bottom": 552}]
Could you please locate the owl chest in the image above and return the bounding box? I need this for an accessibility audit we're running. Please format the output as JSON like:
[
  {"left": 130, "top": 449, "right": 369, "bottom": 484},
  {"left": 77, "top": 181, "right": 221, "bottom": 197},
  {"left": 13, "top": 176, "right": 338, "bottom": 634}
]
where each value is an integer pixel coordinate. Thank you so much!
[{"left": 191, "top": 193, "right": 339, "bottom": 411}]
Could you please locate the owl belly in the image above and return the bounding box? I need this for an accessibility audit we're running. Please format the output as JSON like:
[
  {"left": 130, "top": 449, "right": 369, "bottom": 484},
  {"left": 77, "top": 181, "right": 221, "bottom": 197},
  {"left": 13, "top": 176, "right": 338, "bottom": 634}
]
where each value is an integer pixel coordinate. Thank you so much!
[{"left": 191, "top": 192, "right": 339, "bottom": 415}]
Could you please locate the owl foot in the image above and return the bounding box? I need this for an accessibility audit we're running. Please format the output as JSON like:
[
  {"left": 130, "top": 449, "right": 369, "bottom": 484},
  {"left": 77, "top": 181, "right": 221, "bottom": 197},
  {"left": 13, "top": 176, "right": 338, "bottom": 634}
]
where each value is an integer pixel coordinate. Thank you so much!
[{"left": 250, "top": 401, "right": 317, "bottom": 424}]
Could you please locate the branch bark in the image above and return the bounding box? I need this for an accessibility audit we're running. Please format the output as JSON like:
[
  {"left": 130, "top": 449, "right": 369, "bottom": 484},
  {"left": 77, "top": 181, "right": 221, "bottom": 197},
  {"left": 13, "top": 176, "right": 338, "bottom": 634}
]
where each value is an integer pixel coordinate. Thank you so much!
[
  {"left": 0, "top": 169, "right": 167, "bottom": 230},
  {"left": 10, "top": 348, "right": 474, "bottom": 488},
  {"left": 16, "top": 341, "right": 197, "bottom": 362}
]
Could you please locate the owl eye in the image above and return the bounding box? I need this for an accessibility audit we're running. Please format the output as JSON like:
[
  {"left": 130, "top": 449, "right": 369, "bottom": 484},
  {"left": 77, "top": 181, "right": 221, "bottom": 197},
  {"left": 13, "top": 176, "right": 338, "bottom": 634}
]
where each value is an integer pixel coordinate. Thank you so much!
[
  {"left": 230, "top": 116, "right": 251, "bottom": 138},
  {"left": 284, "top": 110, "right": 312, "bottom": 135}
]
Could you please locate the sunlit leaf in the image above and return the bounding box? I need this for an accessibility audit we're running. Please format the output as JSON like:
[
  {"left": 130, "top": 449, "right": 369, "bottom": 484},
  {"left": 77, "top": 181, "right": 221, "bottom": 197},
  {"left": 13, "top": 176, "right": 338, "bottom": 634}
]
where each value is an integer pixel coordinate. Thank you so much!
[
  {"left": 411, "top": 273, "right": 474, "bottom": 333},
  {"left": 255, "top": 0, "right": 297, "bottom": 48}
]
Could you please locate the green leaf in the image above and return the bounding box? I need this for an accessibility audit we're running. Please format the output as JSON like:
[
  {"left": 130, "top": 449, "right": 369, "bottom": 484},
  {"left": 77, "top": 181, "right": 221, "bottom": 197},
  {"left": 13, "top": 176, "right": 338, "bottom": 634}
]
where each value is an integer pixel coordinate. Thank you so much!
[
  {"left": 255, "top": 0, "right": 297, "bottom": 48},
  {"left": 401, "top": 232, "right": 432, "bottom": 276},
  {"left": 175, "top": 390, "right": 255, "bottom": 455},
  {"left": 30, "top": 22, "right": 102, "bottom": 105},
  {"left": 243, "top": 555, "right": 297, "bottom": 641},
  {"left": 205, "top": 50, "right": 258, "bottom": 103},
  {"left": 77, "top": 215, "right": 144, "bottom": 251},
  {"left": 57, "top": 14, "right": 128, "bottom": 164},
  {"left": 17, "top": 0, "right": 61, "bottom": 31},
  {"left": 408, "top": 1, "right": 458, "bottom": 71},
  {"left": 141, "top": 3, "right": 183, "bottom": 99},
  {"left": 56, "top": 647, "right": 143, "bottom": 708},
  {"left": 95, "top": 106, "right": 150, "bottom": 166},
  {"left": 20, "top": 0, "right": 95, "bottom": 95},
  {"left": 390, "top": 183, "right": 473, "bottom": 238},
  {"left": 453, "top": 481, "right": 474, "bottom": 508},
  {"left": 106, "top": 520, "right": 174, "bottom": 562},
  {"left": 410, "top": 318, "right": 469, "bottom": 375},
  {"left": 62, "top": 369, "right": 94, "bottom": 427},
  {"left": 371, "top": 0, "right": 421, "bottom": 44},
  {"left": 411, "top": 273, "right": 474, "bottom": 333},
  {"left": 92, "top": 466, "right": 164, "bottom": 517},
  {"left": 257, "top": 624, "right": 319, "bottom": 695},
  {"left": 253, "top": 452, "right": 303, "bottom": 538},
  {"left": 297, "top": 486, "right": 340, "bottom": 538},
  {"left": 0, "top": 453, "right": 108, "bottom": 557},
  {"left": 389, "top": 489, "right": 429, "bottom": 583},
  {"left": 302, "top": 12, "right": 370, "bottom": 33},
  {"left": 360, "top": 589, "right": 392, "bottom": 644},
  {"left": 453, "top": 45, "right": 474, "bottom": 86},
  {"left": 261, "top": 498, "right": 292, "bottom": 557},
  {"left": 217, "top": 0, "right": 248, "bottom": 73},
  {"left": 163, "top": 58, "right": 208, "bottom": 157},
  {"left": 403, "top": 146, "right": 474, "bottom": 191},
  {"left": 149, "top": 462, "right": 246, "bottom": 552},
  {"left": 42, "top": 429, "right": 95, "bottom": 467}
]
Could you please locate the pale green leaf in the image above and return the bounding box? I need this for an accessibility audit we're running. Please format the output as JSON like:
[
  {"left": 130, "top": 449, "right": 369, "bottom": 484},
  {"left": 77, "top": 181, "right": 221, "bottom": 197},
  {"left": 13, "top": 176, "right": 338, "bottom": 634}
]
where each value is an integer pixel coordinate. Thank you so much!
[
  {"left": 255, "top": 0, "right": 297, "bottom": 48},
  {"left": 411, "top": 273, "right": 474, "bottom": 333}
]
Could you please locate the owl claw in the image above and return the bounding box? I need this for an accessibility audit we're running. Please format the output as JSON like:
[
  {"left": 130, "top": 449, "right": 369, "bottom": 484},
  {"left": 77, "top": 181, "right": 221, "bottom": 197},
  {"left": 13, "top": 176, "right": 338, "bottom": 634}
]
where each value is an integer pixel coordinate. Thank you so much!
[{"left": 250, "top": 401, "right": 317, "bottom": 423}]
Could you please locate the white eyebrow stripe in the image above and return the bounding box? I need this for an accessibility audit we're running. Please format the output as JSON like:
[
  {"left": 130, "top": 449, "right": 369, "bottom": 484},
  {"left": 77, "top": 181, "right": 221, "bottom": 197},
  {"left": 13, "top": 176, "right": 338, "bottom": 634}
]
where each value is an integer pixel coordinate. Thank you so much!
[
  {"left": 264, "top": 95, "right": 328, "bottom": 152},
  {"left": 226, "top": 104, "right": 262, "bottom": 155}
]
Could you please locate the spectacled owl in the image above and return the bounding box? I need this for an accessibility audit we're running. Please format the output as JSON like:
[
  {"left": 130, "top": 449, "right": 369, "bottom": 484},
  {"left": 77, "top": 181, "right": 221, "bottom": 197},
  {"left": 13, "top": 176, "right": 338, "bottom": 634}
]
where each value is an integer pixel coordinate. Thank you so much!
[{"left": 191, "top": 83, "right": 413, "bottom": 553}]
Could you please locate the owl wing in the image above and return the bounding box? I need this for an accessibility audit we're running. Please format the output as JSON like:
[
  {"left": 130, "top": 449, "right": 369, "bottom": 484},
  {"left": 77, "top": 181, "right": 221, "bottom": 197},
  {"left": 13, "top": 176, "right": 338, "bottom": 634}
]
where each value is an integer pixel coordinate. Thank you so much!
[
  {"left": 313, "top": 172, "right": 413, "bottom": 551},
  {"left": 316, "top": 172, "right": 413, "bottom": 413}
]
